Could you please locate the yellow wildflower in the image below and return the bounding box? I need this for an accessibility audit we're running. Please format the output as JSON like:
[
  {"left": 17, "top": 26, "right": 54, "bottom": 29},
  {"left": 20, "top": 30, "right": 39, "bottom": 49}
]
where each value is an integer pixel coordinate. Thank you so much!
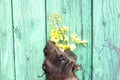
[
  {"left": 80, "top": 40, "right": 87, "bottom": 46},
  {"left": 50, "top": 36, "right": 59, "bottom": 42},
  {"left": 70, "top": 44, "right": 76, "bottom": 51},
  {"left": 56, "top": 43, "right": 64, "bottom": 51},
  {"left": 48, "top": 13, "right": 87, "bottom": 52},
  {"left": 64, "top": 35, "right": 69, "bottom": 42},
  {"left": 56, "top": 43, "right": 70, "bottom": 51},
  {"left": 60, "top": 26, "right": 69, "bottom": 33},
  {"left": 71, "top": 35, "right": 80, "bottom": 43},
  {"left": 50, "top": 29, "right": 63, "bottom": 42},
  {"left": 66, "top": 44, "right": 70, "bottom": 49}
]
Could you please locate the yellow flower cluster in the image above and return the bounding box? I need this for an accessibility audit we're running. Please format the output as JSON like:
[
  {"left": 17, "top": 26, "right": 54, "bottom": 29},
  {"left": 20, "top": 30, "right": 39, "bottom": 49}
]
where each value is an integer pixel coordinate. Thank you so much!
[
  {"left": 71, "top": 35, "right": 81, "bottom": 43},
  {"left": 49, "top": 13, "right": 87, "bottom": 52},
  {"left": 50, "top": 26, "right": 71, "bottom": 51},
  {"left": 50, "top": 26, "right": 69, "bottom": 42},
  {"left": 71, "top": 35, "right": 87, "bottom": 46},
  {"left": 56, "top": 43, "right": 69, "bottom": 51},
  {"left": 50, "top": 29, "right": 63, "bottom": 42},
  {"left": 49, "top": 13, "right": 64, "bottom": 25},
  {"left": 56, "top": 43, "right": 76, "bottom": 51},
  {"left": 59, "top": 26, "right": 69, "bottom": 33}
]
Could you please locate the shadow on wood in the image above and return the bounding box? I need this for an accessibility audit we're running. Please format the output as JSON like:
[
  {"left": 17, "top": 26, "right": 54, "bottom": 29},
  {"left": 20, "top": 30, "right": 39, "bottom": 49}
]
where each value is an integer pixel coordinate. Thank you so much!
[{"left": 42, "top": 41, "right": 81, "bottom": 80}]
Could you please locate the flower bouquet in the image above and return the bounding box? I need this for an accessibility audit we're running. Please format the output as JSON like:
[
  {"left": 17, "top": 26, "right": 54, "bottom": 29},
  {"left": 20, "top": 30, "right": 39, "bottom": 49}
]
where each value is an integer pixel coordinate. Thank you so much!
[{"left": 42, "top": 13, "right": 87, "bottom": 80}]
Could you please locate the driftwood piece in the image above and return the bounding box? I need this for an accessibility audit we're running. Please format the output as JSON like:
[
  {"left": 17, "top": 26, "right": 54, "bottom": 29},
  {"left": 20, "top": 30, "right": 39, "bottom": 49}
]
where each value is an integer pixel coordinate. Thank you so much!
[{"left": 42, "top": 41, "right": 81, "bottom": 80}]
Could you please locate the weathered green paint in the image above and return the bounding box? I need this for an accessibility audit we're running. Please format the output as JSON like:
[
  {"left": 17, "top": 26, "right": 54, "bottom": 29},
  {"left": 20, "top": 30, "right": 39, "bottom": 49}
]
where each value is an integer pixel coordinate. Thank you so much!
[
  {"left": 93, "top": 0, "right": 120, "bottom": 80},
  {"left": 12, "top": 0, "right": 46, "bottom": 80},
  {"left": 0, "top": 0, "right": 120, "bottom": 80},
  {"left": 46, "top": 0, "right": 91, "bottom": 80},
  {"left": 0, "top": 0, "right": 15, "bottom": 80}
]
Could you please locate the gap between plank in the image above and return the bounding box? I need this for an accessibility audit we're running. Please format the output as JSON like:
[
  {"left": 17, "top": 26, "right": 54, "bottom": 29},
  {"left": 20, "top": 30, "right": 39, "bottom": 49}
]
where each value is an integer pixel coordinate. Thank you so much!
[
  {"left": 91, "top": 0, "right": 94, "bottom": 80},
  {"left": 45, "top": 0, "right": 48, "bottom": 43},
  {"left": 11, "top": 0, "right": 16, "bottom": 80}
]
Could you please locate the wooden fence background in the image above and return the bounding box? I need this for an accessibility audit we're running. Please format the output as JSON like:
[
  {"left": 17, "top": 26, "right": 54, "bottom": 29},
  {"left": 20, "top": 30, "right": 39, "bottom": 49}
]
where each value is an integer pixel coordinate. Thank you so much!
[{"left": 0, "top": 0, "right": 120, "bottom": 80}]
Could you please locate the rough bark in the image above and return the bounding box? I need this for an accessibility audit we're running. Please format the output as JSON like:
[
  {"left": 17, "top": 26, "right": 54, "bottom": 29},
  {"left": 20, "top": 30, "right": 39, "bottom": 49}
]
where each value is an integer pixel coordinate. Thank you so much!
[{"left": 42, "top": 41, "right": 81, "bottom": 80}]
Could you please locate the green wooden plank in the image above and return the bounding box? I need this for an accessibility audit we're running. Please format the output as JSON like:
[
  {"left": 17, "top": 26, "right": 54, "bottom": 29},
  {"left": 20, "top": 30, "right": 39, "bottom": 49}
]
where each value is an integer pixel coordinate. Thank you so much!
[
  {"left": 46, "top": 0, "right": 91, "bottom": 80},
  {"left": 12, "top": 0, "right": 46, "bottom": 80},
  {"left": 77, "top": 0, "right": 92, "bottom": 80},
  {"left": 93, "top": 0, "right": 120, "bottom": 80},
  {"left": 0, "top": 0, "right": 15, "bottom": 80}
]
